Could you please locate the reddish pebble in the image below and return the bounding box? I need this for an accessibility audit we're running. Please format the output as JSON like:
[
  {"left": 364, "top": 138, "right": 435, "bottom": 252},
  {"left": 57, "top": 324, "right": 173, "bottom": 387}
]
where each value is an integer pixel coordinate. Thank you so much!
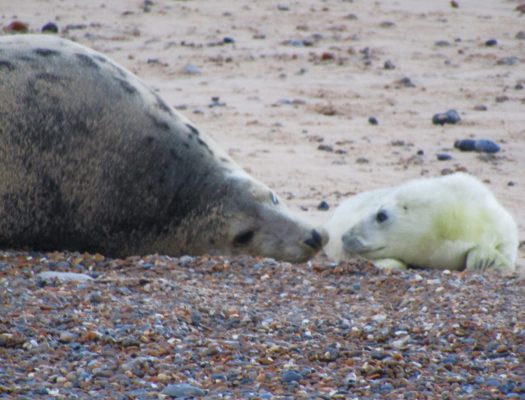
[
  {"left": 4, "top": 20, "right": 29, "bottom": 33},
  {"left": 321, "top": 52, "right": 334, "bottom": 61}
]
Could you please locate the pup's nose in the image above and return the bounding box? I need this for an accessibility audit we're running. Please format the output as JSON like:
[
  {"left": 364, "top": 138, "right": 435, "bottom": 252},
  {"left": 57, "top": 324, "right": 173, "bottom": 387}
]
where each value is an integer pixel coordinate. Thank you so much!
[{"left": 303, "top": 228, "right": 328, "bottom": 250}]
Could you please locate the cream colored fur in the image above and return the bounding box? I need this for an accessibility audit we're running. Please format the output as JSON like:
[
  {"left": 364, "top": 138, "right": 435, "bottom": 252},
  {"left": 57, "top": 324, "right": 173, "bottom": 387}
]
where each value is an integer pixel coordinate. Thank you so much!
[{"left": 324, "top": 173, "right": 518, "bottom": 273}]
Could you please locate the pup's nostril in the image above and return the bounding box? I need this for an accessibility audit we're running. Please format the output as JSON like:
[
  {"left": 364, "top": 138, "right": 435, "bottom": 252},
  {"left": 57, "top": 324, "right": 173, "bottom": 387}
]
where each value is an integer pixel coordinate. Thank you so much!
[{"left": 304, "top": 229, "right": 323, "bottom": 250}]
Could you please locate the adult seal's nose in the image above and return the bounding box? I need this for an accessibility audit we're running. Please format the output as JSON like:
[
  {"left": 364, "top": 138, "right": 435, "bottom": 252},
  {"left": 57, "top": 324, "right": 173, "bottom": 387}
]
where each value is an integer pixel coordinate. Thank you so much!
[{"left": 303, "top": 228, "right": 328, "bottom": 250}]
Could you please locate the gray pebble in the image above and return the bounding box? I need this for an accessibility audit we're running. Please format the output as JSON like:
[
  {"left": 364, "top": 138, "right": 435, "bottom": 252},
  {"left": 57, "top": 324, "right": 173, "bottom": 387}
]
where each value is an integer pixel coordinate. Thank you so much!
[
  {"left": 282, "top": 370, "right": 302, "bottom": 383},
  {"left": 179, "top": 255, "right": 194, "bottom": 267},
  {"left": 37, "top": 271, "right": 94, "bottom": 283},
  {"left": 183, "top": 63, "right": 201, "bottom": 75},
  {"left": 317, "top": 201, "right": 330, "bottom": 211},
  {"left": 162, "top": 383, "right": 205, "bottom": 398},
  {"left": 496, "top": 57, "right": 519, "bottom": 66},
  {"left": 432, "top": 109, "right": 461, "bottom": 125},
  {"left": 437, "top": 153, "right": 452, "bottom": 161},
  {"left": 384, "top": 60, "right": 396, "bottom": 69},
  {"left": 435, "top": 40, "right": 451, "bottom": 47},
  {"left": 397, "top": 77, "right": 415, "bottom": 88}
]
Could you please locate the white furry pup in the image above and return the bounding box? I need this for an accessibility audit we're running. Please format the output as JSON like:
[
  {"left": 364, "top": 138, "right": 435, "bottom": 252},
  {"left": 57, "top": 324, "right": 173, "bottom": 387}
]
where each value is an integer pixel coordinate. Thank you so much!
[{"left": 323, "top": 173, "right": 518, "bottom": 273}]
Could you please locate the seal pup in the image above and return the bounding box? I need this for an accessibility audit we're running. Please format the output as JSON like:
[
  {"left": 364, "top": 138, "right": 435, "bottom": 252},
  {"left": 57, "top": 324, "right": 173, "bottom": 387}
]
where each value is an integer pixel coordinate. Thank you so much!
[
  {"left": 324, "top": 173, "right": 518, "bottom": 273},
  {"left": 0, "top": 34, "right": 326, "bottom": 262}
]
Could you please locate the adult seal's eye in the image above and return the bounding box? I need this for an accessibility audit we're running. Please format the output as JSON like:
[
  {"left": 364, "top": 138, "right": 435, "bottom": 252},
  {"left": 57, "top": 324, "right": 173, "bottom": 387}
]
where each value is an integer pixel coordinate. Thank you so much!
[
  {"left": 270, "top": 192, "right": 279, "bottom": 205},
  {"left": 376, "top": 210, "right": 388, "bottom": 223}
]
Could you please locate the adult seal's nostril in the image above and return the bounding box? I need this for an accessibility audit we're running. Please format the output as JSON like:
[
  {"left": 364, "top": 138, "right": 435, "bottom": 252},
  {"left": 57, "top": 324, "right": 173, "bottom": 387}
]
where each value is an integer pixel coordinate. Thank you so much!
[{"left": 304, "top": 229, "right": 323, "bottom": 250}]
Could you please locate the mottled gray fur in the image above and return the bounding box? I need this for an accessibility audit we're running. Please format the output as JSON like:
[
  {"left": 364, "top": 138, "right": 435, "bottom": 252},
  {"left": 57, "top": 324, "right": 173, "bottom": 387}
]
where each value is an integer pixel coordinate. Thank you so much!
[{"left": 0, "top": 35, "right": 325, "bottom": 262}]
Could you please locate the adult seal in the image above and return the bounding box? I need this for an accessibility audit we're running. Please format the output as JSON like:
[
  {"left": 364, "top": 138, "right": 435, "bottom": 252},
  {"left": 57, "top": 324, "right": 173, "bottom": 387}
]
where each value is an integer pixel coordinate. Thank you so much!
[
  {"left": 324, "top": 173, "right": 518, "bottom": 273},
  {"left": 0, "top": 34, "right": 326, "bottom": 262}
]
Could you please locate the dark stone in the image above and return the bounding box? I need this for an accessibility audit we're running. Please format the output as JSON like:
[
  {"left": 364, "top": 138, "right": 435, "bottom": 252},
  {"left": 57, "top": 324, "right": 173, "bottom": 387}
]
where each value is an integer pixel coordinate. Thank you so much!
[
  {"left": 317, "top": 201, "right": 330, "bottom": 211},
  {"left": 41, "top": 22, "right": 59, "bottom": 33}
]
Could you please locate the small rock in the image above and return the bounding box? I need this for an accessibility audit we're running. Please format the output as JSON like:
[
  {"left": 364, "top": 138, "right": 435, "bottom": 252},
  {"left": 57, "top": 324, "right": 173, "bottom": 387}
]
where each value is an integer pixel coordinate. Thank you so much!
[
  {"left": 277, "top": 4, "right": 290, "bottom": 11},
  {"left": 435, "top": 40, "right": 451, "bottom": 47},
  {"left": 209, "top": 96, "right": 226, "bottom": 107},
  {"left": 37, "top": 271, "right": 94, "bottom": 284},
  {"left": 41, "top": 22, "right": 59, "bottom": 33},
  {"left": 317, "top": 201, "right": 330, "bottom": 211},
  {"left": 496, "top": 57, "right": 519, "bottom": 66},
  {"left": 515, "top": 83, "right": 524, "bottom": 90},
  {"left": 4, "top": 20, "right": 29, "bottom": 33},
  {"left": 318, "top": 144, "right": 333, "bottom": 152},
  {"left": 282, "top": 370, "right": 302, "bottom": 383},
  {"left": 321, "top": 52, "right": 335, "bottom": 61},
  {"left": 319, "top": 344, "right": 340, "bottom": 361},
  {"left": 287, "top": 38, "right": 303, "bottom": 47},
  {"left": 179, "top": 255, "right": 194, "bottom": 267},
  {"left": 454, "top": 139, "right": 500, "bottom": 153},
  {"left": 223, "top": 37, "right": 235, "bottom": 44},
  {"left": 162, "top": 383, "right": 206, "bottom": 399},
  {"left": 473, "top": 104, "right": 487, "bottom": 111},
  {"left": 371, "top": 351, "right": 389, "bottom": 360},
  {"left": 437, "top": 153, "right": 452, "bottom": 161},
  {"left": 183, "top": 63, "right": 201, "bottom": 75},
  {"left": 384, "top": 60, "right": 396, "bottom": 70},
  {"left": 396, "top": 77, "right": 415, "bottom": 88},
  {"left": 59, "top": 331, "right": 76, "bottom": 343},
  {"left": 380, "top": 21, "right": 395, "bottom": 28},
  {"left": 450, "top": 0, "right": 459, "bottom": 8},
  {"left": 485, "top": 39, "right": 498, "bottom": 46},
  {"left": 516, "top": 31, "right": 525, "bottom": 40},
  {"left": 368, "top": 116, "right": 378, "bottom": 125},
  {"left": 432, "top": 109, "right": 461, "bottom": 125}
]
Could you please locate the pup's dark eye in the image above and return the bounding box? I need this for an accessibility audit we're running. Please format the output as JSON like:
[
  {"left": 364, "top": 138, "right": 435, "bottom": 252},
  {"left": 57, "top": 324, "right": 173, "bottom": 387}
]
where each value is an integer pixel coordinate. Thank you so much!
[
  {"left": 233, "top": 230, "right": 254, "bottom": 247},
  {"left": 376, "top": 211, "right": 388, "bottom": 223},
  {"left": 270, "top": 192, "right": 279, "bottom": 205}
]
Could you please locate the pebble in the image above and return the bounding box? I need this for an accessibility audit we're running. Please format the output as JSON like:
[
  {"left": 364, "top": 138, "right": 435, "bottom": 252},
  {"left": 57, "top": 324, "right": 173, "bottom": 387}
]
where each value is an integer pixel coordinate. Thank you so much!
[
  {"left": 287, "top": 39, "right": 304, "bottom": 47},
  {"left": 209, "top": 96, "right": 226, "bottom": 107},
  {"left": 516, "top": 31, "right": 525, "bottom": 40},
  {"left": 183, "top": 63, "right": 201, "bottom": 75},
  {"left": 36, "top": 271, "right": 94, "bottom": 283},
  {"left": 384, "top": 60, "right": 396, "bottom": 69},
  {"left": 473, "top": 104, "right": 487, "bottom": 111},
  {"left": 318, "top": 144, "right": 334, "bottom": 152},
  {"left": 485, "top": 38, "right": 498, "bottom": 46},
  {"left": 437, "top": 153, "right": 452, "bottom": 161},
  {"left": 496, "top": 57, "right": 519, "bottom": 66},
  {"left": 396, "top": 77, "right": 415, "bottom": 88},
  {"left": 282, "top": 370, "right": 303, "bottom": 383},
  {"left": 435, "top": 40, "right": 452, "bottom": 47},
  {"left": 41, "top": 22, "right": 59, "bottom": 33},
  {"left": 179, "top": 255, "right": 194, "bottom": 267},
  {"left": 223, "top": 36, "right": 235, "bottom": 44},
  {"left": 454, "top": 139, "right": 500, "bottom": 153},
  {"left": 4, "top": 20, "right": 29, "bottom": 33},
  {"left": 317, "top": 201, "right": 330, "bottom": 211},
  {"left": 162, "top": 383, "right": 206, "bottom": 399},
  {"left": 368, "top": 116, "right": 379, "bottom": 125},
  {"left": 432, "top": 109, "right": 461, "bottom": 125}
]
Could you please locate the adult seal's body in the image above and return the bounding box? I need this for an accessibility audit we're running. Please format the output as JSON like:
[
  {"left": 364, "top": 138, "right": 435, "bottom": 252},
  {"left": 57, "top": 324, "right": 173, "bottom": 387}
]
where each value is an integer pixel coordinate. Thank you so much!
[
  {"left": 324, "top": 173, "right": 518, "bottom": 273},
  {"left": 0, "top": 34, "right": 326, "bottom": 262}
]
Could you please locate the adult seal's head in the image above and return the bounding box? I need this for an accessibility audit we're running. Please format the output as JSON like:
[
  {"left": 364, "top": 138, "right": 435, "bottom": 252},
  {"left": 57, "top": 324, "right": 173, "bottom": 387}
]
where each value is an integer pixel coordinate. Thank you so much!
[
  {"left": 0, "top": 34, "right": 326, "bottom": 262},
  {"left": 324, "top": 173, "right": 518, "bottom": 274}
]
